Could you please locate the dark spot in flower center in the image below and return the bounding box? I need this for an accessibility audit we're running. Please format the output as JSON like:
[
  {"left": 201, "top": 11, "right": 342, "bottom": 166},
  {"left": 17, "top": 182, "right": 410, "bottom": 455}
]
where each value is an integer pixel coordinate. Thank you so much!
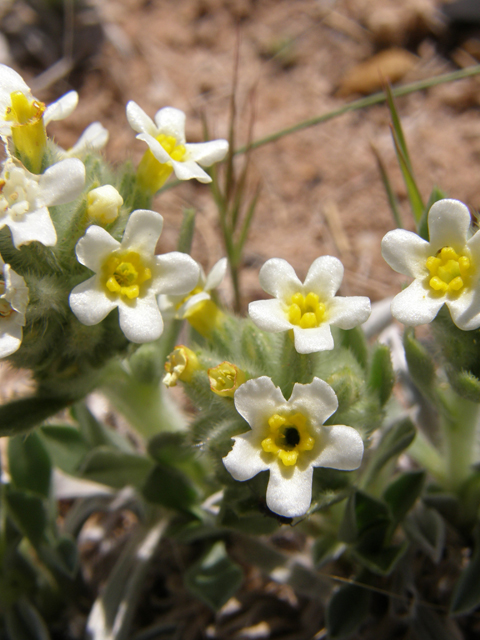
[{"left": 283, "top": 427, "right": 300, "bottom": 448}]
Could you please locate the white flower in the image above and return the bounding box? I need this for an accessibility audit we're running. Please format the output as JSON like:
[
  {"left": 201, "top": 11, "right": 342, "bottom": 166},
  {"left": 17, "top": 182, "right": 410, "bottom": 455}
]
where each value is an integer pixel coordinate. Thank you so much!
[
  {"left": 0, "top": 157, "right": 86, "bottom": 247},
  {"left": 248, "top": 257, "right": 371, "bottom": 354},
  {"left": 58, "top": 122, "right": 109, "bottom": 159},
  {"left": 0, "top": 253, "right": 28, "bottom": 358},
  {"left": 382, "top": 199, "right": 480, "bottom": 330},
  {"left": 223, "top": 376, "right": 364, "bottom": 518},
  {"left": 126, "top": 102, "right": 228, "bottom": 184},
  {"left": 69, "top": 209, "right": 200, "bottom": 343},
  {"left": 0, "top": 63, "right": 78, "bottom": 137},
  {"left": 158, "top": 256, "right": 227, "bottom": 319}
]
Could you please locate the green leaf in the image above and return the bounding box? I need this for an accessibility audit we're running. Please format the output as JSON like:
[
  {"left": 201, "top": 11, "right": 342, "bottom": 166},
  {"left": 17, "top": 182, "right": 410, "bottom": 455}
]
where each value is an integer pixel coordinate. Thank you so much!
[
  {"left": 450, "top": 525, "right": 480, "bottom": 615},
  {"left": 339, "top": 490, "right": 391, "bottom": 544},
  {"left": 80, "top": 448, "right": 154, "bottom": 489},
  {"left": 312, "top": 535, "right": 346, "bottom": 568},
  {"left": 404, "top": 504, "right": 445, "bottom": 563},
  {"left": 184, "top": 541, "right": 243, "bottom": 611},
  {"left": 5, "top": 598, "right": 51, "bottom": 640},
  {"left": 362, "top": 418, "right": 416, "bottom": 487},
  {"left": 39, "top": 425, "right": 90, "bottom": 475},
  {"left": 368, "top": 343, "right": 395, "bottom": 406},
  {"left": 72, "top": 402, "right": 134, "bottom": 453},
  {"left": 326, "top": 580, "right": 371, "bottom": 639},
  {"left": 0, "top": 396, "right": 70, "bottom": 437},
  {"left": 142, "top": 463, "right": 197, "bottom": 511},
  {"left": 4, "top": 488, "right": 47, "bottom": 548},
  {"left": 371, "top": 143, "right": 403, "bottom": 229},
  {"left": 147, "top": 432, "right": 193, "bottom": 465},
  {"left": 412, "top": 604, "right": 462, "bottom": 640},
  {"left": 352, "top": 540, "right": 409, "bottom": 576},
  {"left": 8, "top": 432, "right": 51, "bottom": 498},
  {"left": 383, "top": 470, "right": 425, "bottom": 525},
  {"left": 53, "top": 535, "right": 79, "bottom": 578},
  {"left": 447, "top": 368, "right": 480, "bottom": 403},
  {"left": 338, "top": 326, "right": 369, "bottom": 370},
  {"left": 403, "top": 329, "right": 437, "bottom": 397}
]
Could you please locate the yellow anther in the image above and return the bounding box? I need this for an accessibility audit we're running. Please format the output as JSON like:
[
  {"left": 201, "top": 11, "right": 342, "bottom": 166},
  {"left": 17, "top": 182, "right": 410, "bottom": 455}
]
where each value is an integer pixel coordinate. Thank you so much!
[
  {"left": 268, "top": 414, "right": 286, "bottom": 430},
  {"left": 262, "top": 411, "right": 315, "bottom": 467},
  {"left": 102, "top": 251, "right": 151, "bottom": 300},
  {"left": 426, "top": 246, "right": 475, "bottom": 296},
  {"left": 286, "top": 290, "right": 327, "bottom": 328},
  {"left": 288, "top": 303, "right": 302, "bottom": 324},
  {"left": 278, "top": 450, "right": 298, "bottom": 466},
  {"left": 299, "top": 312, "right": 317, "bottom": 329},
  {"left": 208, "top": 361, "right": 247, "bottom": 398}
]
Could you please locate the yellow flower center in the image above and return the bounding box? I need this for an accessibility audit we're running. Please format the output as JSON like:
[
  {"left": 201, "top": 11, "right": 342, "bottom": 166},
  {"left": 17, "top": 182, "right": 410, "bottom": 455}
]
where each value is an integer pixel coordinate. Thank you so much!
[
  {"left": 5, "top": 91, "right": 47, "bottom": 174},
  {"left": 287, "top": 292, "right": 326, "bottom": 329},
  {"left": 426, "top": 246, "right": 474, "bottom": 295},
  {"left": 102, "top": 251, "right": 152, "bottom": 300},
  {"left": 261, "top": 412, "right": 315, "bottom": 466},
  {"left": 156, "top": 133, "right": 186, "bottom": 162}
]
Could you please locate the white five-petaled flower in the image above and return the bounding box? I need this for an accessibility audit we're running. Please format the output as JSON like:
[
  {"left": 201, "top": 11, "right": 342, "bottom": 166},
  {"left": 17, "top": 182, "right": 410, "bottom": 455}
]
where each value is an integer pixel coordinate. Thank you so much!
[
  {"left": 58, "top": 122, "right": 109, "bottom": 159},
  {"left": 223, "top": 376, "right": 364, "bottom": 518},
  {"left": 158, "top": 256, "right": 227, "bottom": 319},
  {"left": 382, "top": 199, "right": 480, "bottom": 330},
  {"left": 0, "top": 157, "right": 86, "bottom": 247},
  {"left": 248, "top": 257, "right": 371, "bottom": 354},
  {"left": 0, "top": 63, "right": 78, "bottom": 137},
  {"left": 126, "top": 102, "right": 228, "bottom": 184},
  {"left": 69, "top": 209, "right": 200, "bottom": 343},
  {"left": 0, "top": 253, "right": 29, "bottom": 358}
]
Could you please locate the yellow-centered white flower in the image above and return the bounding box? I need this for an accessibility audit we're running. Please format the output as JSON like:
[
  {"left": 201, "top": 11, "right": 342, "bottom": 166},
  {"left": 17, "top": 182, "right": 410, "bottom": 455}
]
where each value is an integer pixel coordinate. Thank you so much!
[
  {"left": 223, "top": 376, "right": 364, "bottom": 518},
  {"left": 0, "top": 157, "right": 85, "bottom": 247},
  {"left": 0, "top": 253, "right": 28, "bottom": 358},
  {"left": 382, "top": 199, "right": 480, "bottom": 330},
  {"left": 126, "top": 102, "right": 228, "bottom": 190},
  {"left": 248, "top": 257, "right": 371, "bottom": 354},
  {"left": 69, "top": 209, "right": 200, "bottom": 343}
]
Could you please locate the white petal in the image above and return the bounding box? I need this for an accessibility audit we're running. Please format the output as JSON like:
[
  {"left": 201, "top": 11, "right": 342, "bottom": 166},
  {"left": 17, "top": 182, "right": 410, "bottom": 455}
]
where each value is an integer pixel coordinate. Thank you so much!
[
  {"left": 293, "top": 323, "right": 334, "bottom": 353},
  {"left": 4, "top": 264, "right": 28, "bottom": 315},
  {"left": 447, "top": 289, "right": 480, "bottom": 331},
  {"left": 154, "top": 107, "right": 186, "bottom": 143},
  {"left": 428, "top": 199, "right": 471, "bottom": 251},
  {"left": 304, "top": 256, "right": 344, "bottom": 299},
  {"left": 117, "top": 295, "right": 164, "bottom": 343},
  {"left": 126, "top": 101, "right": 157, "bottom": 136},
  {"left": 43, "top": 91, "right": 78, "bottom": 124},
  {"left": 178, "top": 291, "right": 210, "bottom": 316},
  {"left": 75, "top": 225, "right": 120, "bottom": 271},
  {"left": 121, "top": 209, "right": 163, "bottom": 255},
  {"left": 171, "top": 159, "right": 211, "bottom": 183},
  {"left": 68, "top": 122, "right": 109, "bottom": 155},
  {"left": 7, "top": 206, "right": 57, "bottom": 247},
  {"left": 258, "top": 258, "right": 303, "bottom": 299},
  {"left": 313, "top": 425, "right": 364, "bottom": 471},
  {"left": 186, "top": 140, "right": 229, "bottom": 166},
  {"left": 39, "top": 158, "right": 85, "bottom": 206},
  {"left": 69, "top": 277, "right": 117, "bottom": 325},
  {"left": 381, "top": 229, "right": 430, "bottom": 278},
  {"left": 153, "top": 252, "right": 200, "bottom": 296},
  {"left": 0, "top": 326, "right": 22, "bottom": 358},
  {"left": 390, "top": 279, "right": 444, "bottom": 326},
  {"left": 136, "top": 132, "right": 171, "bottom": 163},
  {"left": 204, "top": 257, "right": 228, "bottom": 291},
  {"left": 266, "top": 463, "right": 313, "bottom": 518},
  {"left": 328, "top": 296, "right": 371, "bottom": 329},
  {"left": 289, "top": 377, "right": 338, "bottom": 427},
  {"left": 223, "top": 431, "right": 270, "bottom": 481},
  {"left": 248, "top": 299, "right": 292, "bottom": 332},
  {"left": 234, "top": 376, "right": 287, "bottom": 430}
]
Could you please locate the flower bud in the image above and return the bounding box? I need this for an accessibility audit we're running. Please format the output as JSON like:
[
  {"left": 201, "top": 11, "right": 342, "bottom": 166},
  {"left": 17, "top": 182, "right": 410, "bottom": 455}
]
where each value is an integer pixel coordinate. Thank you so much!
[
  {"left": 163, "top": 345, "right": 200, "bottom": 387},
  {"left": 208, "top": 361, "right": 246, "bottom": 398},
  {"left": 87, "top": 185, "right": 123, "bottom": 224}
]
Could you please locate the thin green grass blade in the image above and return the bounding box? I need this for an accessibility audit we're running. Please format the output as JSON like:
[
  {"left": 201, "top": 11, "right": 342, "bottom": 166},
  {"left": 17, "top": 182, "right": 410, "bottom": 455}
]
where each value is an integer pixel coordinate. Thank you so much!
[
  {"left": 384, "top": 82, "right": 412, "bottom": 171},
  {"left": 391, "top": 125, "right": 424, "bottom": 223},
  {"left": 371, "top": 143, "right": 403, "bottom": 228}
]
